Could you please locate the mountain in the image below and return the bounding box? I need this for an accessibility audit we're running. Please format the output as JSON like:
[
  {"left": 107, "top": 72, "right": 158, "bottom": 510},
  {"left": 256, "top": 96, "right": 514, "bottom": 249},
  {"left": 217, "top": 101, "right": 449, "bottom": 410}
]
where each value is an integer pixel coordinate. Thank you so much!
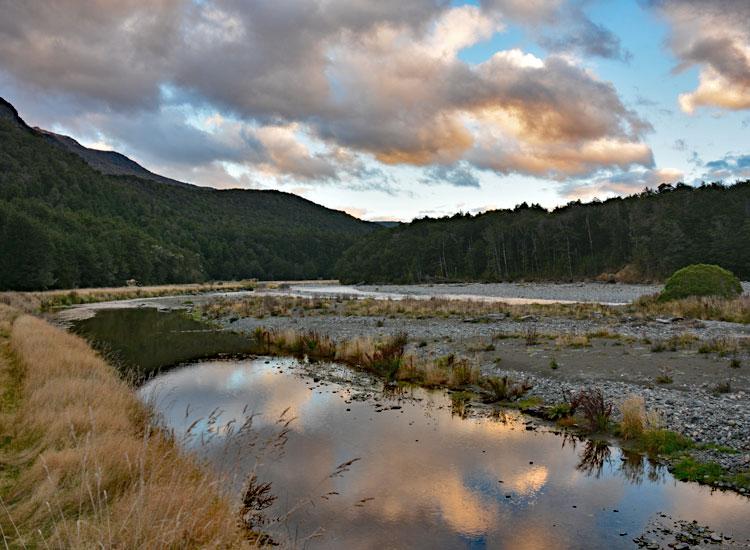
[
  {"left": 36, "top": 129, "right": 190, "bottom": 187},
  {"left": 0, "top": 97, "right": 375, "bottom": 290},
  {"left": 335, "top": 182, "right": 750, "bottom": 284}
]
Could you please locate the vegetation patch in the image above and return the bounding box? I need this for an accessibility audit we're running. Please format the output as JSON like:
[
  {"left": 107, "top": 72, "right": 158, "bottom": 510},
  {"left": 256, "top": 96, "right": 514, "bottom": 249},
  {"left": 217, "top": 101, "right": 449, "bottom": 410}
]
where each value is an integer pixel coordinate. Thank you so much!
[
  {"left": 633, "top": 429, "right": 694, "bottom": 456},
  {"left": 483, "top": 375, "right": 532, "bottom": 402},
  {"left": 569, "top": 388, "right": 613, "bottom": 432},
  {"left": 659, "top": 264, "right": 742, "bottom": 302},
  {"left": 670, "top": 457, "right": 750, "bottom": 491}
]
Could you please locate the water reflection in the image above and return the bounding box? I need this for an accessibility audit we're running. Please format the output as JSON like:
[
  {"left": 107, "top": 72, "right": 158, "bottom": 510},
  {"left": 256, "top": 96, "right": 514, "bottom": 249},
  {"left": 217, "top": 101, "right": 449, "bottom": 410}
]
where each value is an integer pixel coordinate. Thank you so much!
[
  {"left": 72, "top": 308, "right": 256, "bottom": 378},
  {"left": 140, "top": 358, "right": 750, "bottom": 549},
  {"left": 576, "top": 440, "right": 612, "bottom": 478}
]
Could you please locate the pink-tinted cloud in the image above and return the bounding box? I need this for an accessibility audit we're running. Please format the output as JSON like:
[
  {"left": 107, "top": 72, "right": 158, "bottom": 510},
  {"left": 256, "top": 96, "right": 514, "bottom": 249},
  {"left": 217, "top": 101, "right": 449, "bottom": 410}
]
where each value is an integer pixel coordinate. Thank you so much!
[
  {"left": 651, "top": 0, "right": 750, "bottom": 112},
  {"left": 0, "top": 0, "right": 653, "bottom": 184}
]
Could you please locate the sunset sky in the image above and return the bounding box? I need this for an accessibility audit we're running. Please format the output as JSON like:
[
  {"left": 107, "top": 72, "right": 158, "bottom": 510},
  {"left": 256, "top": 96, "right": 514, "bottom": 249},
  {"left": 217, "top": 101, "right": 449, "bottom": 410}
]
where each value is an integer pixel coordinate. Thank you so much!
[{"left": 1, "top": 0, "right": 748, "bottom": 221}]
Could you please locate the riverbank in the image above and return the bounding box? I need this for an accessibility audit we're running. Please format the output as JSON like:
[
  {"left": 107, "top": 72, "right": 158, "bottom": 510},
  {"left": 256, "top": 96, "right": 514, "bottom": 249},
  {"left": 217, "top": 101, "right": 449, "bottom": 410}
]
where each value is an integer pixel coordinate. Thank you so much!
[{"left": 0, "top": 305, "right": 251, "bottom": 547}]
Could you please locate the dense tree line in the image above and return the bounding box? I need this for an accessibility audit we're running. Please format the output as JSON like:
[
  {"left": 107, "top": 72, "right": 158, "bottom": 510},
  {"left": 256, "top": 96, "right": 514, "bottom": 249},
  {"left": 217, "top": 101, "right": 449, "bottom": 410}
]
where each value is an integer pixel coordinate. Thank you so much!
[
  {"left": 335, "top": 182, "right": 750, "bottom": 283},
  {"left": 0, "top": 119, "right": 374, "bottom": 290}
]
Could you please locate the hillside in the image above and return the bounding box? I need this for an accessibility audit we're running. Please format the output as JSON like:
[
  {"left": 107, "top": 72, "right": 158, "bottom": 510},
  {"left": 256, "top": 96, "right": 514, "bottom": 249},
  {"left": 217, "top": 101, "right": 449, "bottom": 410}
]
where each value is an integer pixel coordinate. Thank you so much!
[
  {"left": 0, "top": 98, "right": 375, "bottom": 290},
  {"left": 335, "top": 182, "right": 750, "bottom": 283},
  {"left": 36, "top": 129, "right": 190, "bottom": 187}
]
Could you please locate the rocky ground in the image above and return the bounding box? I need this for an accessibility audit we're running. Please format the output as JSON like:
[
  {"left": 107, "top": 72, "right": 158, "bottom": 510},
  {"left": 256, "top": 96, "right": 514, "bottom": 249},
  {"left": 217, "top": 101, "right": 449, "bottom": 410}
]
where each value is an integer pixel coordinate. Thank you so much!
[
  {"left": 300, "top": 280, "right": 750, "bottom": 305},
  {"left": 356, "top": 281, "right": 666, "bottom": 303}
]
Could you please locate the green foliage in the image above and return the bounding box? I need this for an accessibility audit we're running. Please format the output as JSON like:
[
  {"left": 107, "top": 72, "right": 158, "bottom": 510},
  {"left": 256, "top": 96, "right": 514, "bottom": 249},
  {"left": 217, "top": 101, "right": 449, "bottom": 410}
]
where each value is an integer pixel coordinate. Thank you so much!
[
  {"left": 0, "top": 119, "right": 373, "bottom": 290},
  {"left": 671, "top": 457, "right": 750, "bottom": 491},
  {"left": 659, "top": 264, "right": 742, "bottom": 302},
  {"left": 635, "top": 429, "right": 693, "bottom": 455},
  {"left": 335, "top": 182, "right": 750, "bottom": 283},
  {"left": 671, "top": 457, "right": 725, "bottom": 484},
  {"left": 546, "top": 402, "right": 571, "bottom": 420}
]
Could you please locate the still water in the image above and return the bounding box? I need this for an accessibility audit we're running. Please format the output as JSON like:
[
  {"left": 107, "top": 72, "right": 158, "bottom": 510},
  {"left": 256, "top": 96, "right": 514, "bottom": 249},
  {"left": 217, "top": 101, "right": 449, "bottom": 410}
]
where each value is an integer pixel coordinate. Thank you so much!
[
  {"left": 70, "top": 308, "right": 750, "bottom": 548},
  {"left": 141, "top": 358, "right": 750, "bottom": 549},
  {"left": 71, "top": 308, "right": 256, "bottom": 378}
]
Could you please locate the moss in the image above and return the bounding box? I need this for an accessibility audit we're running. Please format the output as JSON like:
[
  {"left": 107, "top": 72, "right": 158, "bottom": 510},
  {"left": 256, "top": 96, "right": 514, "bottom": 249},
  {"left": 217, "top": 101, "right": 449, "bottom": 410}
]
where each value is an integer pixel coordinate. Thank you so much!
[{"left": 659, "top": 264, "right": 742, "bottom": 302}]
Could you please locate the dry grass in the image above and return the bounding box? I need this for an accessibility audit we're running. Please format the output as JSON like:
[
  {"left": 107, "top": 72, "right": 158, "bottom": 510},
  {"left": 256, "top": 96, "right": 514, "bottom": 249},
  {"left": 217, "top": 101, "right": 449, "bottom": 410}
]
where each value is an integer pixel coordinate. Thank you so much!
[
  {"left": 554, "top": 334, "right": 591, "bottom": 349},
  {"left": 249, "top": 326, "right": 481, "bottom": 390},
  {"left": 697, "top": 336, "right": 748, "bottom": 356},
  {"left": 396, "top": 354, "right": 480, "bottom": 388},
  {"left": 0, "top": 280, "right": 258, "bottom": 314},
  {"left": 200, "top": 294, "right": 622, "bottom": 322},
  {"left": 619, "top": 395, "right": 664, "bottom": 441},
  {"left": 632, "top": 293, "right": 750, "bottom": 324},
  {"left": 619, "top": 395, "right": 646, "bottom": 440},
  {"left": 0, "top": 309, "right": 251, "bottom": 548},
  {"left": 198, "top": 288, "right": 750, "bottom": 326}
]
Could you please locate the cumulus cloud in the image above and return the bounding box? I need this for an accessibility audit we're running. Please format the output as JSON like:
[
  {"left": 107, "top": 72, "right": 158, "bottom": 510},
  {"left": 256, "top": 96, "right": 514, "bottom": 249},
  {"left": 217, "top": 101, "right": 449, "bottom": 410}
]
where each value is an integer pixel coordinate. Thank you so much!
[
  {"left": 650, "top": 0, "right": 750, "bottom": 112},
  {"left": 0, "top": 0, "right": 653, "bottom": 187}
]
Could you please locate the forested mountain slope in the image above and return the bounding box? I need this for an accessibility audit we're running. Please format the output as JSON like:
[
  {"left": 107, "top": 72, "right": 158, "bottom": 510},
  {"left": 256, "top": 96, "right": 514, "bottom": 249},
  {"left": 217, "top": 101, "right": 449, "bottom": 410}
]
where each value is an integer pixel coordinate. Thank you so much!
[
  {"left": 336, "top": 182, "right": 750, "bottom": 283},
  {"left": 0, "top": 99, "right": 375, "bottom": 290}
]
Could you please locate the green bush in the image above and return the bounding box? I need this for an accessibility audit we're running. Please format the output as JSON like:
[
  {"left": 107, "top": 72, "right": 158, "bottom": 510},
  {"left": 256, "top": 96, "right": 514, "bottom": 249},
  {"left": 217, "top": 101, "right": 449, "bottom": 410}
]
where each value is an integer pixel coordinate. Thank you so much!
[{"left": 659, "top": 264, "right": 742, "bottom": 302}]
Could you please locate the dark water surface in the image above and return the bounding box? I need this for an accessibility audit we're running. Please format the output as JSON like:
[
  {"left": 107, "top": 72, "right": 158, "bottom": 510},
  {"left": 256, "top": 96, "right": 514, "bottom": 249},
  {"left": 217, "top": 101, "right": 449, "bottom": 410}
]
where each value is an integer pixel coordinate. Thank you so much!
[
  {"left": 71, "top": 308, "right": 256, "bottom": 378},
  {"left": 140, "top": 358, "right": 750, "bottom": 549}
]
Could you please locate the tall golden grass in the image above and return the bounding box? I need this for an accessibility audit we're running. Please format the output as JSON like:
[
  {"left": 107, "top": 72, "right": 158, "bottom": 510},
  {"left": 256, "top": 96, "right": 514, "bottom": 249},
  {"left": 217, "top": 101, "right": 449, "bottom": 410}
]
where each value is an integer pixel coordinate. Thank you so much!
[
  {"left": 248, "top": 327, "right": 482, "bottom": 390},
  {"left": 0, "top": 308, "right": 251, "bottom": 548}
]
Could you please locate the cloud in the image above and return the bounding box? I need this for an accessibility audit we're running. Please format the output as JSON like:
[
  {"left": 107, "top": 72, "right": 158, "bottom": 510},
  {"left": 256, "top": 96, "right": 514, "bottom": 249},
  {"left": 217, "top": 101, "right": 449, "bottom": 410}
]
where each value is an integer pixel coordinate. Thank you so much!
[
  {"left": 540, "top": 12, "right": 632, "bottom": 62},
  {"left": 650, "top": 0, "right": 750, "bottom": 112},
  {"left": 341, "top": 206, "right": 368, "bottom": 219},
  {"left": 698, "top": 153, "right": 750, "bottom": 182},
  {"left": 0, "top": 0, "right": 653, "bottom": 185},
  {"left": 560, "top": 167, "right": 684, "bottom": 200},
  {"left": 420, "top": 163, "right": 480, "bottom": 188}
]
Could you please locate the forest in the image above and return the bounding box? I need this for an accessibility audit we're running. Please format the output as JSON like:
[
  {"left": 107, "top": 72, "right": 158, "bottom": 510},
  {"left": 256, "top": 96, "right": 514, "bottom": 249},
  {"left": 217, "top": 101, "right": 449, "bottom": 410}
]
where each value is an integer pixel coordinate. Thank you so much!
[
  {"left": 0, "top": 117, "right": 374, "bottom": 290},
  {"left": 2, "top": 98, "right": 748, "bottom": 291},
  {"left": 335, "top": 181, "right": 750, "bottom": 283}
]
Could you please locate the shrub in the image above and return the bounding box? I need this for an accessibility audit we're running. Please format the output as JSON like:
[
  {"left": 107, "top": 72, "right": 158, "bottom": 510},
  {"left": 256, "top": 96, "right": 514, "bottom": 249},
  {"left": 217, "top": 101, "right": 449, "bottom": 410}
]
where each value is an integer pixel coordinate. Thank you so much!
[
  {"left": 570, "top": 388, "right": 613, "bottom": 432},
  {"left": 659, "top": 264, "right": 742, "bottom": 302},
  {"left": 483, "top": 376, "right": 531, "bottom": 402},
  {"left": 363, "top": 333, "right": 407, "bottom": 380},
  {"left": 524, "top": 327, "right": 539, "bottom": 346},
  {"left": 712, "top": 381, "right": 731, "bottom": 394},
  {"left": 655, "top": 367, "right": 673, "bottom": 384}
]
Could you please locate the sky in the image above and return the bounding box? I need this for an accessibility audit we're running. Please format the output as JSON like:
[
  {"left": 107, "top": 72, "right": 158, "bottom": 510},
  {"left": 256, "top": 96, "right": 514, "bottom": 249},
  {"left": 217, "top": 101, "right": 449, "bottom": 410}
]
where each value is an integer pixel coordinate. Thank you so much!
[{"left": 0, "top": 0, "right": 748, "bottom": 222}]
